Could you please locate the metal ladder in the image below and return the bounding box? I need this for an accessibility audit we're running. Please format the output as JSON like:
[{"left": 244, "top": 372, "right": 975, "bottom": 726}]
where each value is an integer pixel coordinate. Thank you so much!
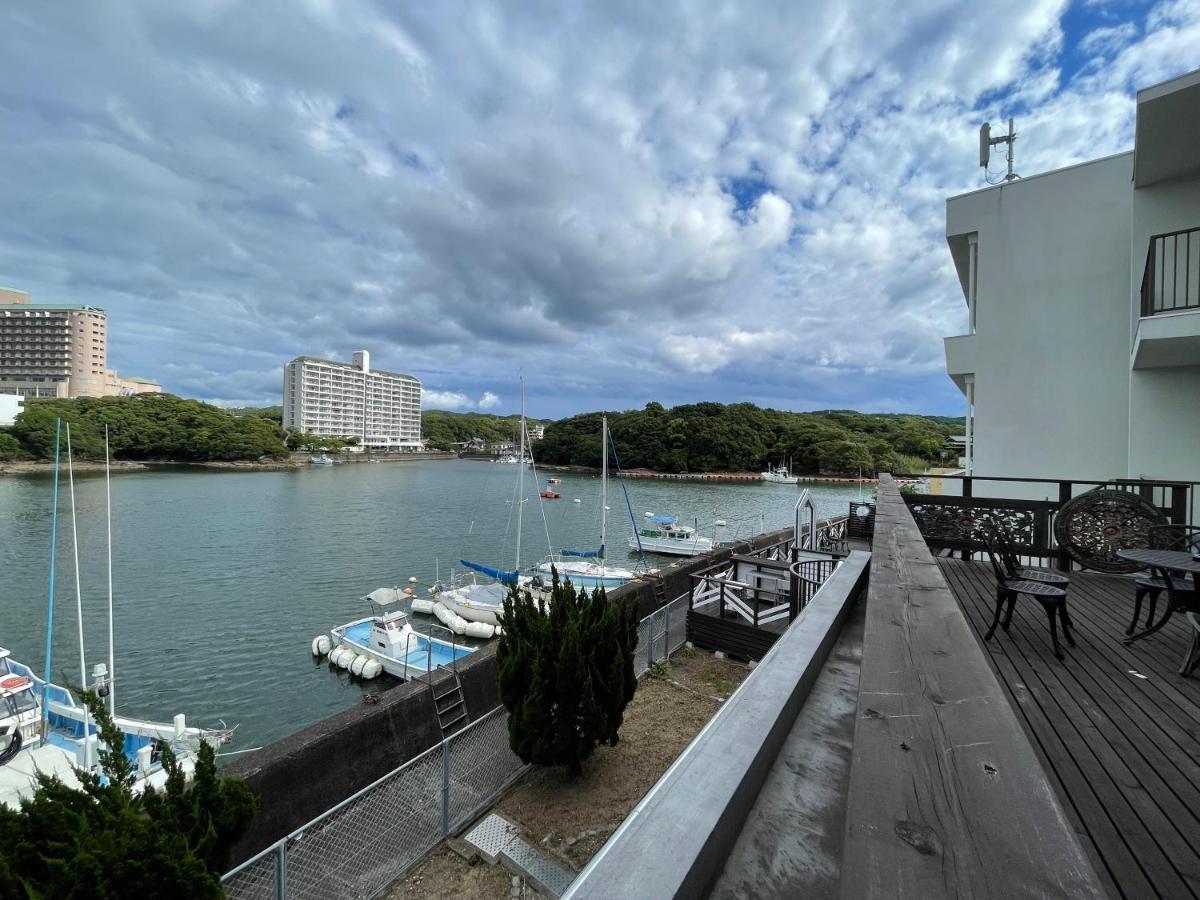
[{"left": 429, "top": 666, "right": 468, "bottom": 737}]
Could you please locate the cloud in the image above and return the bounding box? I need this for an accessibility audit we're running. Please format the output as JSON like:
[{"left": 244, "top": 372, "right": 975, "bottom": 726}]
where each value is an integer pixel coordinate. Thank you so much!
[{"left": 0, "top": 1, "right": 1195, "bottom": 417}]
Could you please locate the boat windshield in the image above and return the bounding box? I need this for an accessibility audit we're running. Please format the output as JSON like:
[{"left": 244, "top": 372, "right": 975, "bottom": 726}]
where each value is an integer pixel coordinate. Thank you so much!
[{"left": 2, "top": 688, "right": 37, "bottom": 717}]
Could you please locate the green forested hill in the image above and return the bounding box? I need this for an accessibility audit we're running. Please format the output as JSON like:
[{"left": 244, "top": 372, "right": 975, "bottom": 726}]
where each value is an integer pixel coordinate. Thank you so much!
[
  {"left": 421, "top": 410, "right": 551, "bottom": 450},
  {"left": 538, "top": 403, "right": 962, "bottom": 475},
  {"left": 1, "top": 395, "right": 287, "bottom": 461}
]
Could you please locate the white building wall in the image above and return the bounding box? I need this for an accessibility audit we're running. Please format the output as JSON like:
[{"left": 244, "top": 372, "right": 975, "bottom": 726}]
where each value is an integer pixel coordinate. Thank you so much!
[
  {"left": 282, "top": 354, "right": 422, "bottom": 449},
  {"left": 946, "top": 153, "right": 1134, "bottom": 482}
]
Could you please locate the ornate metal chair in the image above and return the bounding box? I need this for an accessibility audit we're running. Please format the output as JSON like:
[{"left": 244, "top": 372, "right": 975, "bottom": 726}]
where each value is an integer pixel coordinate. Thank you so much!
[
  {"left": 987, "top": 520, "right": 1069, "bottom": 586},
  {"left": 1053, "top": 486, "right": 1167, "bottom": 573},
  {"left": 1128, "top": 524, "right": 1200, "bottom": 636},
  {"left": 982, "top": 533, "right": 1074, "bottom": 660}
]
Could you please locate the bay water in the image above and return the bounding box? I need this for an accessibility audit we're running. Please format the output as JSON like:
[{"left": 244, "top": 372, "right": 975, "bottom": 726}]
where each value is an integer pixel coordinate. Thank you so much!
[{"left": 0, "top": 460, "right": 865, "bottom": 751}]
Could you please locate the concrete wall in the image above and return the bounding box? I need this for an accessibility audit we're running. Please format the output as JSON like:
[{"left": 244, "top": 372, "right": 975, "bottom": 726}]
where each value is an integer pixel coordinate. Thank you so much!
[
  {"left": 226, "top": 645, "right": 499, "bottom": 864},
  {"left": 946, "top": 153, "right": 1134, "bottom": 483}
]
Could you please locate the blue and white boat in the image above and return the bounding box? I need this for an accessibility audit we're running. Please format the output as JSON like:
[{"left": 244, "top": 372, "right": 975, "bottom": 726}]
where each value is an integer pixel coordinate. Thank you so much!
[
  {"left": 0, "top": 647, "right": 229, "bottom": 809},
  {"left": 327, "top": 588, "right": 474, "bottom": 681}
]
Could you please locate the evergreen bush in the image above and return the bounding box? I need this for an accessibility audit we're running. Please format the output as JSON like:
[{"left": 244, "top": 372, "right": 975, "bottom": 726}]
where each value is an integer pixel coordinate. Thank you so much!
[
  {"left": 0, "top": 689, "right": 255, "bottom": 899},
  {"left": 497, "top": 572, "right": 639, "bottom": 776}
]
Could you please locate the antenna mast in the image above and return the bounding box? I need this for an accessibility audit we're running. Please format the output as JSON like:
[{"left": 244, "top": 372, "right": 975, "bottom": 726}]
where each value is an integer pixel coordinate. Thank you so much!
[{"left": 979, "top": 117, "right": 1019, "bottom": 183}]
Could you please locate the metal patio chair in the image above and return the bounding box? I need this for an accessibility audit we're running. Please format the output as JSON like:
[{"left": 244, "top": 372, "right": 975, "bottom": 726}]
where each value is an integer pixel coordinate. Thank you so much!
[
  {"left": 987, "top": 520, "right": 1070, "bottom": 586},
  {"left": 1128, "top": 524, "right": 1200, "bottom": 635},
  {"left": 983, "top": 533, "right": 1074, "bottom": 660}
]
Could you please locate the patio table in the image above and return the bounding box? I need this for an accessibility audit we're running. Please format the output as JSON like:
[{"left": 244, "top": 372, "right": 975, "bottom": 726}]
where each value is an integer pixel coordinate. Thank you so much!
[{"left": 1118, "top": 548, "right": 1200, "bottom": 674}]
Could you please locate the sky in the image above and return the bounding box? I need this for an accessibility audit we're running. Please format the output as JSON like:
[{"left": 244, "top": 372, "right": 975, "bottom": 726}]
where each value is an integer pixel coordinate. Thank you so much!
[{"left": 1, "top": 1, "right": 1197, "bottom": 419}]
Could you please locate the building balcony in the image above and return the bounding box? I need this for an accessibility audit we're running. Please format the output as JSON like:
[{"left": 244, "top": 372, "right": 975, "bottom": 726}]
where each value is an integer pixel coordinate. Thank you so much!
[
  {"left": 943, "top": 332, "right": 977, "bottom": 394},
  {"left": 1135, "top": 224, "right": 1200, "bottom": 367}
]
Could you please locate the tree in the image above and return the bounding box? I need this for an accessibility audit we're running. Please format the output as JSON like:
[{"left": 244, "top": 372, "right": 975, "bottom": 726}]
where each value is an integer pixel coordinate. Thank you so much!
[
  {"left": 0, "top": 431, "right": 29, "bottom": 460},
  {"left": 0, "top": 689, "right": 255, "bottom": 899},
  {"left": 496, "top": 573, "right": 639, "bottom": 776}
]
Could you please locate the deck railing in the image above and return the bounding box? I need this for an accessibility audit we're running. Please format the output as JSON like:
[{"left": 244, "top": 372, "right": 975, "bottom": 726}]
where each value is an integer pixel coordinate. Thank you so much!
[
  {"left": 1141, "top": 225, "right": 1200, "bottom": 316},
  {"left": 893, "top": 474, "right": 1197, "bottom": 569}
]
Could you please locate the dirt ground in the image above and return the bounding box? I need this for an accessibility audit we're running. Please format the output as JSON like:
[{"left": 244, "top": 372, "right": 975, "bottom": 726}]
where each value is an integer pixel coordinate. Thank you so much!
[
  {"left": 497, "top": 649, "right": 751, "bottom": 871},
  {"left": 383, "top": 847, "right": 516, "bottom": 899},
  {"left": 387, "top": 649, "right": 750, "bottom": 898}
]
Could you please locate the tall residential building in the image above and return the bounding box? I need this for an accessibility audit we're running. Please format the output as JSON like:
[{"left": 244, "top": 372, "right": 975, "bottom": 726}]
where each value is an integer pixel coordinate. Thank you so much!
[
  {"left": 283, "top": 351, "right": 422, "bottom": 450},
  {"left": 0, "top": 288, "right": 162, "bottom": 398},
  {"left": 942, "top": 67, "right": 1200, "bottom": 487}
]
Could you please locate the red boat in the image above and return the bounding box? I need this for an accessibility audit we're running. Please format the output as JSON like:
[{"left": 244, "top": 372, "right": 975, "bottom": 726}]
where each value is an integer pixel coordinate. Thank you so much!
[{"left": 540, "top": 483, "right": 562, "bottom": 499}]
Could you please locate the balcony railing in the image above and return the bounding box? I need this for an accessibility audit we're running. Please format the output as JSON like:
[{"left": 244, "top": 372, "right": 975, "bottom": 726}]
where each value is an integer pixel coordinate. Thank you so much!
[{"left": 1141, "top": 225, "right": 1200, "bottom": 316}]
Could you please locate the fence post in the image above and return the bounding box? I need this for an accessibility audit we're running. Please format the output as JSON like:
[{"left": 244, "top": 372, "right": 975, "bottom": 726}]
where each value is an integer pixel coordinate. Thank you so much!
[
  {"left": 719, "top": 582, "right": 726, "bottom": 620},
  {"left": 664, "top": 601, "right": 671, "bottom": 657},
  {"left": 275, "top": 840, "right": 287, "bottom": 900},
  {"left": 441, "top": 738, "right": 451, "bottom": 837}
]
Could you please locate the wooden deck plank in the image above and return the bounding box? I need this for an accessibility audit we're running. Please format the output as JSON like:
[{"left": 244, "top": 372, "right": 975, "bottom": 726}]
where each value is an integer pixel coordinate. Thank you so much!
[{"left": 940, "top": 558, "right": 1200, "bottom": 899}]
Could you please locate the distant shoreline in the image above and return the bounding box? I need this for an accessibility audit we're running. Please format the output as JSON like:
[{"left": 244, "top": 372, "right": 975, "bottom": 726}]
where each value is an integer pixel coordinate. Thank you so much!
[
  {"left": 0, "top": 450, "right": 457, "bottom": 476},
  {"left": 529, "top": 461, "right": 884, "bottom": 484}
]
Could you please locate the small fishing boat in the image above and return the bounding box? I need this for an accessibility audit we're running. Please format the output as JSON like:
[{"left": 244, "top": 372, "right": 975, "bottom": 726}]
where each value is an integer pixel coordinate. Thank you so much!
[
  {"left": 547, "top": 477, "right": 562, "bottom": 485},
  {"left": 629, "top": 514, "right": 715, "bottom": 556},
  {"left": 324, "top": 588, "right": 475, "bottom": 681},
  {"left": 310, "top": 454, "right": 334, "bottom": 466},
  {"left": 761, "top": 460, "right": 799, "bottom": 484},
  {"left": 540, "top": 484, "right": 562, "bottom": 499},
  {"left": 0, "top": 648, "right": 228, "bottom": 808}
]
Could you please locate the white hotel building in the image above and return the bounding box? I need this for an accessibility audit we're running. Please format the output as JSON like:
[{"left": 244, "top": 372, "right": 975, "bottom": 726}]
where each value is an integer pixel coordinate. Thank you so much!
[
  {"left": 283, "top": 351, "right": 422, "bottom": 450},
  {"left": 943, "top": 68, "right": 1200, "bottom": 488}
]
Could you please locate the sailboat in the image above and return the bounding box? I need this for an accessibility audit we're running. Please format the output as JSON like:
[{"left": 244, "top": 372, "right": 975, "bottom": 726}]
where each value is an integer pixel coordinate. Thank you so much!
[
  {"left": 438, "top": 379, "right": 549, "bottom": 626},
  {"left": 536, "top": 416, "right": 636, "bottom": 590},
  {"left": 0, "top": 422, "right": 228, "bottom": 809}
]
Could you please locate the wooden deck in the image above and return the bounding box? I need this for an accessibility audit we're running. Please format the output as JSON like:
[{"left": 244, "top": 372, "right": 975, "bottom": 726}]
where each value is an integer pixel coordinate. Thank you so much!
[{"left": 940, "top": 558, "right": 1200, "bottom": 899}]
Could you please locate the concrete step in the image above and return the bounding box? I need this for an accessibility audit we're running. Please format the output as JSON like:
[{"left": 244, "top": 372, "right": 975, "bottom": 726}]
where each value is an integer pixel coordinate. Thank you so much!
[{"left": 459, "top": 813, "right": 575, "bottom": 898}]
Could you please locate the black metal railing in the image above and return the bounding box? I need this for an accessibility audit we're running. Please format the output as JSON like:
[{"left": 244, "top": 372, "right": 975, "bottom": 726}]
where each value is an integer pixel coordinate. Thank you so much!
[
  {"left": 892, "top": 474, "right": 1197, "bottom": 570},
  {"left": 1141, "top": 226, "right": 1200, "bottom": 316}
]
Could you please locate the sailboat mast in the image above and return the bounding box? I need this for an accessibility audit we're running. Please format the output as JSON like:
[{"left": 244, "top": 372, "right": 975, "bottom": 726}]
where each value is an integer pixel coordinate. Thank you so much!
[
  {"left": 105, "top": 424, "right": 115, "bottom": 715},
  {"left": 515, "top": 378, "right": 525, "bottom": 571},
  {"left": 601, "top": 416, "right": 608, "bottom": 560},
  {"left": 66, "top": 424, "right": 90, "bottom": 770},
  {"left": 41, "top": 419, "right": 62, "bottom": 737}
]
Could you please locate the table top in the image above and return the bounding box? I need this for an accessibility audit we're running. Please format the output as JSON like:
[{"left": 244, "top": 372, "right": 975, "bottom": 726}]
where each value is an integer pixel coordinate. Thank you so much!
[{"left": 1116, "top": 548, "right": 1200, "bottom": 573}]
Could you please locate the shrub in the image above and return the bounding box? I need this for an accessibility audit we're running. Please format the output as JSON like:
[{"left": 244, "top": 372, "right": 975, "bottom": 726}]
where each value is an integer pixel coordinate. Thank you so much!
[{"left": 497, "top": 572, "right": 639, "bottom": 776}]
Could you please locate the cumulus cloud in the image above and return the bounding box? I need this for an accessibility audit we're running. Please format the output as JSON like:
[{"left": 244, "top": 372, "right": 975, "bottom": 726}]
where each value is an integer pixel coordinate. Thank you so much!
[{"left": 0, "top": 1, "right": 1195, "bottom": 415}]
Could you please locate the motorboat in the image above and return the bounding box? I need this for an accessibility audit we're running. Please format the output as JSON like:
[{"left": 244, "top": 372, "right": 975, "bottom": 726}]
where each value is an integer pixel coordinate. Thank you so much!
[
  {"left": 310, "top": 454, "right": 334, "bottom": 466},
  {"left": 0, "top": 647, "right": 228, "bottom": 809},
  {"left": 325, "top": 588, "right": 474, "bottom": 681},
  {"left": 761, "top": 461, "right": 799, "bottom": 484},
  {"left": 629, "top": 515, "right": 715, "bottom": 556}
]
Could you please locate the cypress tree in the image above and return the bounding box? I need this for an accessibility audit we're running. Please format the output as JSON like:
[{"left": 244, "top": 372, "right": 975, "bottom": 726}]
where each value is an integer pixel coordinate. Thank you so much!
[{"left": 497, "top": 569, "right": 639, "bottom": 775}]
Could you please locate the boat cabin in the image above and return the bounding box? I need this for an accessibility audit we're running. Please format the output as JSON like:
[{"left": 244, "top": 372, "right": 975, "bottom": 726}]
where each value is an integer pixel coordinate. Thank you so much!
[
  {"left": 638, "top": 516, "right": 696, "bottom": 540},
  {"left": 362, "top": 588, "right": 418, "bottom": 657}
]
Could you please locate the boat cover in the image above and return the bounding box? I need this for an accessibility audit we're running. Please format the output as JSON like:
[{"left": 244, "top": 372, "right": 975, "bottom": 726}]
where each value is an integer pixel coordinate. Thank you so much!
[
  {"left": 561, "top": 545, "right": 604, "bottom": 558},
  {"left": 648, "top": 515, "right": 678, "bottom": 524},
  {"left": 362, "top": 587, "right": 402, "bottom": 606},
  {"left": 459, "top": 560, "right": 519, "bottom": 584}
]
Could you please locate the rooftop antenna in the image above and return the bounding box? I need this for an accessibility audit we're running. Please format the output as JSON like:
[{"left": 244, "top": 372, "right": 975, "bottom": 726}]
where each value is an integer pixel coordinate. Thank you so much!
[{"left": 979, "top": 117, "right": 1020, "bottom": 184}]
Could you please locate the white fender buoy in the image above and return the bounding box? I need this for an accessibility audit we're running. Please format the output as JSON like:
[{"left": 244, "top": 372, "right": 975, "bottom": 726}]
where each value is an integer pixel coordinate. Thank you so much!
[
  {"left": 411, "top": 597, "right": 436, "bottom": 615},
  {"left": 464, "top": 621, "right": 495, "bottom": 640},
  {"left": 361, "top": 659, "right": 383, "bottom": 679},
  {"left": 326, "top": 646, "right": 343, "bottom": 666},
  {"left": 494, "top": 625, "right": 503, "bottom": 637},
  {"left": 573, "top": 498, "right": 582, "bottom": 503},
  {"left": 350, "top": 655, "right": 368, "bottom": 677},
  {"left": 451, "top": 614, "right": 469, "bottom": 635},
  {"left": 336, "top": 648, "right": 353, "bottom": 670},
  {"left": 434, "top": 603, "right": 455, "bottom": 627},
  {"left": 311, "top": 635, "right": 331, "bottom": 657}
]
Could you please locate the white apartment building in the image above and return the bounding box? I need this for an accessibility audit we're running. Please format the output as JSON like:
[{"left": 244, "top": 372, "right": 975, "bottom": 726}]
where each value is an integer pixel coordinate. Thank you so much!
[
  {"left": 943, "top": 68, "right": 1200, "bottom": 487},
  {"left": 282, "top": 351, "right": 422, "bottom": 450}
]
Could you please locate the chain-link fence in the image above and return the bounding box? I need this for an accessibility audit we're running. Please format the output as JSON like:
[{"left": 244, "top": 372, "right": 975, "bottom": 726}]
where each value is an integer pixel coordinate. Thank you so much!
[{"left": 223, "top": 594, "right": 693, "bottom": 900}]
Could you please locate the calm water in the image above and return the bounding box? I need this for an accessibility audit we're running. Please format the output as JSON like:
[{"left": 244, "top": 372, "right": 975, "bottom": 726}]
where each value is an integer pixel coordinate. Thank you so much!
[{"left": 0, "top": 460, "right": 865, "bottom": 751}]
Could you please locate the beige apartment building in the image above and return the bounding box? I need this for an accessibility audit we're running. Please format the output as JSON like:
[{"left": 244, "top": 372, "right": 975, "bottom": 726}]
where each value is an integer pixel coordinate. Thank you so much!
[
  {"left": 0, "top": 287, "right": 162, "bottom": 398},
  {"left": 283, "top": 351, "right": 422, "bottom": 450}
]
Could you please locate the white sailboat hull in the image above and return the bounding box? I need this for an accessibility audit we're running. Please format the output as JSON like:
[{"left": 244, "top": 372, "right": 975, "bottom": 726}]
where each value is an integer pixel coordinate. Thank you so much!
[{"left": 629, "top": 535, "right": 714, "bottom": 556}]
